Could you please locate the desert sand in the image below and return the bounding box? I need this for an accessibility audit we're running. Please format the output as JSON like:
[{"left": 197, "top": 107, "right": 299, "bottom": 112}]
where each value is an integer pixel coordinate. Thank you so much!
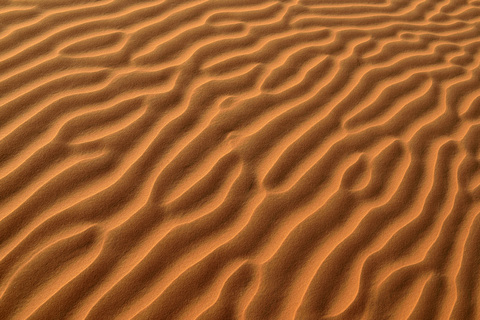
[{"left": 1, "top": 0, "right": 480, "bottom": 319}]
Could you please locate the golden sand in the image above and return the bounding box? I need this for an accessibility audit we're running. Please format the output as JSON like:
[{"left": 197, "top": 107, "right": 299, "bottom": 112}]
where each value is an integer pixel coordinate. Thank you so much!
[{"left": 1, "top": 0, "right": 480, "bottom": 319}]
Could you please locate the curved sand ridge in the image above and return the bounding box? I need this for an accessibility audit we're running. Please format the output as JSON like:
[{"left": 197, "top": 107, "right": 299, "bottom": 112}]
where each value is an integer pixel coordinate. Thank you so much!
[{"left": 1, "top": 0, "right": 480, "bottom": 319}]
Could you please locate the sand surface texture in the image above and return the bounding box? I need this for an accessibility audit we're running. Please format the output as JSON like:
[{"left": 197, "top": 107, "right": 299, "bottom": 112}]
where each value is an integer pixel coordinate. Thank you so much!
[{"left": 1, "top": 0, "right": 480, "bottom": 319}]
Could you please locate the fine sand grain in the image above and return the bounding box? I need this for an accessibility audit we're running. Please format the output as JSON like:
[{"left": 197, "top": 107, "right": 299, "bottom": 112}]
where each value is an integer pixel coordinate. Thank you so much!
[{"left": 1, "top": 0, "right": 480, "bottom": 319}]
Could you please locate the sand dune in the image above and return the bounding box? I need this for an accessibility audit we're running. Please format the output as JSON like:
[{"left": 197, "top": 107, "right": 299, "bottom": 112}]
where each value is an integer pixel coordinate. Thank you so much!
[{"left": 1, "top": 0, "right": 480, "bottom": 319}]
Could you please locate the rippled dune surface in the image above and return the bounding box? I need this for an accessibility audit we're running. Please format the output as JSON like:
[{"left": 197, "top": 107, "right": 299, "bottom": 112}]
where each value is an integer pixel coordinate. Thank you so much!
[{"left": 1, "top": 0, "right": 480, "bottom": 319}]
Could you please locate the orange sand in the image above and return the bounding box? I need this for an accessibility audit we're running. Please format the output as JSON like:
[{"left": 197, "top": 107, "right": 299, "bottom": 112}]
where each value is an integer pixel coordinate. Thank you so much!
[{"left": 1, "top": 0, "right": 480, "bottom": 319}]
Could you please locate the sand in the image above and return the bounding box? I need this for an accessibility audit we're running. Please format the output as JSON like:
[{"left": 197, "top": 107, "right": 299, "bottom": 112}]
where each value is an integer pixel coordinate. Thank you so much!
[{"left": 1, "top": 0, "right": 480, "bottom": 319}]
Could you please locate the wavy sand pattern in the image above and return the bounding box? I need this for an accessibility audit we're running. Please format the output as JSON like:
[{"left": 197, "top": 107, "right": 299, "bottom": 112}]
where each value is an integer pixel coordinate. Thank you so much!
[{"left": 1, "top": 0, "right": 480, "bottom": 319}]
